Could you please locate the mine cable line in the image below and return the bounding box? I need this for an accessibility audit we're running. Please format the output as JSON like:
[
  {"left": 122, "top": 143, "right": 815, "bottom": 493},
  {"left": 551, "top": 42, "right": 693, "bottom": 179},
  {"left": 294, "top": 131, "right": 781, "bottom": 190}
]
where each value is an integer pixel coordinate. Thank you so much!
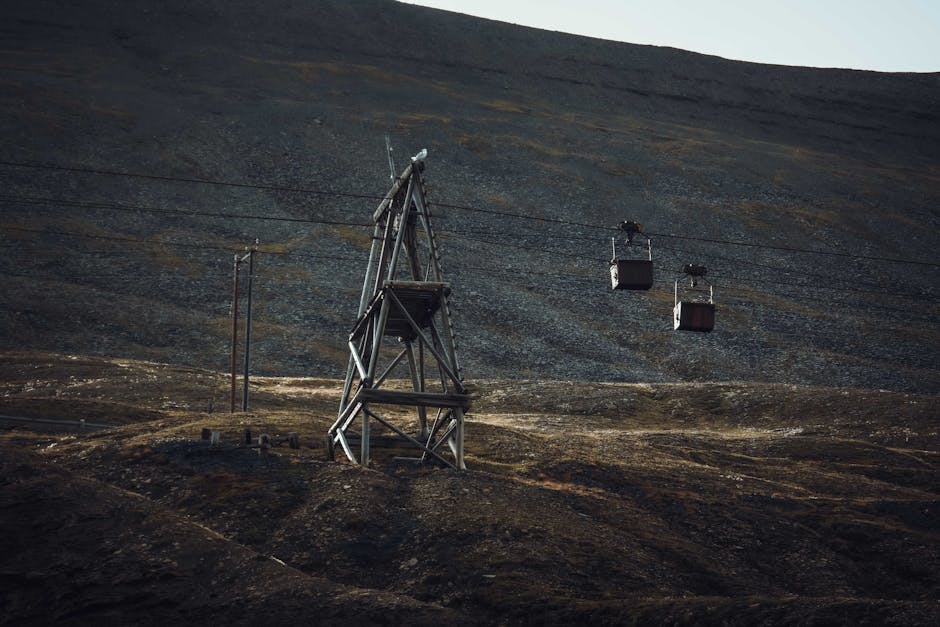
[
  {"left": 444, "top": 231, "right": 936, "bottom": 301},
  {"left": 0, "top": 225, "right": 363, "bottom": 262},
  {"left": 4, "top": 266, "right": 932, "bottom": 326},
  {"left": 653, "top": 243, "right": 936, "bottom": 298},
  {"left": 4, "top": 254, "right": 934, "bottom": 327},
  {"left": 3, "top": 224, "right": 935, "bottom": 304},
  {"left": 3, "top": 159, "right": 936, "bottom": 268},
  {"left": 444, "top": 205, "right": 938, "bottom": 267},
  {"left": 642, "top": 229, "right": 939, "bottom": 269},
  {"left": 0, "top": 193, "right": 371, "bottom": 227},
  {"left": 6, "top": 192, "right": 929, "bottom": 300},
  {"left": 6, "top": 191, "right": 930, "bottom": 300},
  {"left": 446, "top": 225, "right": 932, "bottom": 296},
  {"left": 11, "top": 248, "right": 925, "bottom": 319},
  {"left": 0, "top": 159, "right": 385, "bottom": 202}
]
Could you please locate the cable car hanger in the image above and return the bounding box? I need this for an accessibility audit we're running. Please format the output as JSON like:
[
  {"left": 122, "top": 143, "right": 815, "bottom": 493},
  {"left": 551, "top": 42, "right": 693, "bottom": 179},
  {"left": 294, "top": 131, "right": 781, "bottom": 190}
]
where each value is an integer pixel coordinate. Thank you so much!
[{"left": 683, "top": 263, "right": 708, "bottom": 286}]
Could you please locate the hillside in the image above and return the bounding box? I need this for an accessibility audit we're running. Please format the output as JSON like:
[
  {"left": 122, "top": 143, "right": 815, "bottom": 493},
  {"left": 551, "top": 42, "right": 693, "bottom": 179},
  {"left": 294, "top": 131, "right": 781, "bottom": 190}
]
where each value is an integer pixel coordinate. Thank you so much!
[
  {"left": 0, "top": 0, "right": 937, "bottom": 392},
  {"left": 2, "top": 352, "right": 939, "bottom": 624},
  {"left": 2, "top": 5, "right": 938, "bottom": 621}
]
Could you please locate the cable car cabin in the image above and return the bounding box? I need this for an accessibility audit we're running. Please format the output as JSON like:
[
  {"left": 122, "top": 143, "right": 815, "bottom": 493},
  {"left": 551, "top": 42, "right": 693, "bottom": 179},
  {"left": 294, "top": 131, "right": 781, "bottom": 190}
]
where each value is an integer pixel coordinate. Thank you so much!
[
  {"left": 609, "top": 236, "right": 653, "bottom": 290},
  {"left": 674, "top": 280, "right": 715, "bottom": 332},
  {"left": 674, "top": 299, "right": 715, "bottom": 332},
  {"left": 610, "top": 259, "right": 653, "bottom": 290}
]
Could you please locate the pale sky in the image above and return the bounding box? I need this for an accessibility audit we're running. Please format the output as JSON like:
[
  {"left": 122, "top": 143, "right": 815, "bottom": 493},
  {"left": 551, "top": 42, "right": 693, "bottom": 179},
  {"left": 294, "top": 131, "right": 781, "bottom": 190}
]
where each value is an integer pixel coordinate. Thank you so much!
[{"left": 401, "top": 0, "right": 940, "bottom": 73}]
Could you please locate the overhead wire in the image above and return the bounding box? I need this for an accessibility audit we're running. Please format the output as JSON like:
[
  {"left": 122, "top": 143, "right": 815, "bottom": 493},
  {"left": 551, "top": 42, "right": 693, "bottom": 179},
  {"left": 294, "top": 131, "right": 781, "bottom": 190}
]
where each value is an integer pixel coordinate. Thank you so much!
[
  {"left": 0, "top": 193, "right": 371, "bottom": 228},
  {"left": 5, "top": 235, "right": 936, "bottom": 328},
  {"left": 653, "top": 243, "right": 935, "bottom": 301},
  {"left": 0, "top": 159, "right": 385, "bottom": 202},
  {"left": 449, "top": 224, "right": 936, "bottom": 300},
  {"left": 3, "top": 222, "right": 935, "bottom": 308},
  {"left": 435, "top": 199, "right": 607, "bottom": 232},
  {"left": 440, "top": 229, "right": 935, "bottom": 301},
  {"left": 3, "top": 158, "right": 936, "bottom": 268},
  {"left": 2, "top": 164, "right": 936, "bottom": 325},
  {"left": 6, "top": 259, "right": 933, "bottom": 326},
  {"left": 643, "top": 229, "right": 939, "bottom": 269},
  {"left": 8, "top": 189, "right": 927, "bottom": 302},
  {"left": 0, "top": 225, "right": 366, "bottom": 264}
]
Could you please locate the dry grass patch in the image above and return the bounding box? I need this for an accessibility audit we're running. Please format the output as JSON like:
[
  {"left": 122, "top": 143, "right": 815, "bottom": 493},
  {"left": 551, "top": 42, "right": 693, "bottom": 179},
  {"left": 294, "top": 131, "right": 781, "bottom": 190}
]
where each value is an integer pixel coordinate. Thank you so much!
[
  {"left": 501, "top": 134, "right": 569, "bottom": 158},
  {"left": 88, "top": 102, "right": 135, "bottom": 121},
  {"left": 455, "top": 132, "right": 491, "bottom": 155},
  {"left": 242, "top": 56, "right": 459, "bottom": 97},
  {"left": 305, "top": 338, "right": 348, "bottom": 367},
  {"left": 399, "top": 112, "right": 452, "bottom": 125},
  {"left": 731, "top": 286, "right": 827, "bottom": 318},
  {"left": 331, "top": 224, "right": 372, "bottom": 249},
  {"left": 142, "top": 236, "right": 206, "bottom": 277},
  {"left": 480, "top": 99, "right": 531, "bottom": 114}
]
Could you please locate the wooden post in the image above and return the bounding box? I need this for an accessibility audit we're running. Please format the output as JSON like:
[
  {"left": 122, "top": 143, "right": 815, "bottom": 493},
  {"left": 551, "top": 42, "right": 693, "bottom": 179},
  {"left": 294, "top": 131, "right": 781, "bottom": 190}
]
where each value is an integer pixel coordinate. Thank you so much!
[
  {"left": 230, "top": 253, "right": 240, "bottom": 413},
  {"left": 242, "top": 245, "right": 256, "bottom": 412}
]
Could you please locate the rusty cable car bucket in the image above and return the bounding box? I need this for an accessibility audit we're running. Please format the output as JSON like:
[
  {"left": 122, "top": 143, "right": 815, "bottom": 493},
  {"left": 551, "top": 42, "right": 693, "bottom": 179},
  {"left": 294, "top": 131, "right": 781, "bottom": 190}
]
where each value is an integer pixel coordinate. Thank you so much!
[
  {"left": 609, "top": 221, "right": 653, "bottom": 290},
  {"left": 673, "top": 264, "right": 715, "bottom": 332}
]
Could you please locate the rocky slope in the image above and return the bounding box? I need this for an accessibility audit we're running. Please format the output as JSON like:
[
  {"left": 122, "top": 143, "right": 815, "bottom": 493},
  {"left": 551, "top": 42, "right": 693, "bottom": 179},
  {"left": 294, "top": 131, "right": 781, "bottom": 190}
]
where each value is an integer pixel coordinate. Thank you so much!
[{"left": 0, "top": 0, "right": 938, "bottom": 391}]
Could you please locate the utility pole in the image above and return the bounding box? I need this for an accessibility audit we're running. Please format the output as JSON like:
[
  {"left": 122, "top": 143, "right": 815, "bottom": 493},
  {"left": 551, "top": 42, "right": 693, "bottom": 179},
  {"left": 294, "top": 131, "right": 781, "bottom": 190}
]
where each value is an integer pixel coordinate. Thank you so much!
[
  {"left": 230, "top": 252, "right": 241, "bottom": 413},
  {"left": 242, "top": 241, "right": 258, "bottom": 411},
  {"left": 229, "top": 243, "right": 257, "bottom": 413}
]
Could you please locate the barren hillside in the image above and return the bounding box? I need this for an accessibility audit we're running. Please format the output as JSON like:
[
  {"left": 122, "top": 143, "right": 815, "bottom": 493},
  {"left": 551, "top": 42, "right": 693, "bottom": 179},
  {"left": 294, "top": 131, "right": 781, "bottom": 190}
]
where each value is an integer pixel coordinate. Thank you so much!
[
  {"left": 1, "top": 3, "right": 939, "bottom": 618},
  {"left": 0, "top": 0, "right": 938, "bottom": 391}
]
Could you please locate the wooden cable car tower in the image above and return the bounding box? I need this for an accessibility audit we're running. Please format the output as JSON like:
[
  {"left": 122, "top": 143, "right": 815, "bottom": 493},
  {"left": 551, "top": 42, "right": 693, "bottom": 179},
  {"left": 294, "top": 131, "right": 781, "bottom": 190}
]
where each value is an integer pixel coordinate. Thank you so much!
[{"left": 328, "top": 149, "right": 470, "bottom": 469}]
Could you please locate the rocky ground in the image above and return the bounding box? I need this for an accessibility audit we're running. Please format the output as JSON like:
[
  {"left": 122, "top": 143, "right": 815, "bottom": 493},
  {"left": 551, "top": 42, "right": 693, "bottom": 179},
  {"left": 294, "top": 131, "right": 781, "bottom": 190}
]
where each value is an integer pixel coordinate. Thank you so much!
[
  {"left": 2, "top": 2, "right": 938, "bottom": 623},
  {"left": 1, "top": 352, "right": 938, "bottom": 624}
]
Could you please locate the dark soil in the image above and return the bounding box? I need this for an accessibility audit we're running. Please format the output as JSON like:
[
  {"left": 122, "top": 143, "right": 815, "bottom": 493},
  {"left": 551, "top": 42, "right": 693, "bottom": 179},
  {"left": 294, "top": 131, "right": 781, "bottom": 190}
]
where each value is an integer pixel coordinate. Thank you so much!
[{"left": 2, "top": 353, "right": 938, "bottom": 624}]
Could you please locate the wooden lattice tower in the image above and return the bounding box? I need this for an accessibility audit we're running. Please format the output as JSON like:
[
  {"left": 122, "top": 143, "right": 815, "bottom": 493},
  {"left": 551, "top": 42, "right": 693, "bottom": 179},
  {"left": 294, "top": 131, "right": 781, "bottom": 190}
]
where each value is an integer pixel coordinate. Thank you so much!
[{"left": 328, "top": 151, "right": 469, "bottom": 469}]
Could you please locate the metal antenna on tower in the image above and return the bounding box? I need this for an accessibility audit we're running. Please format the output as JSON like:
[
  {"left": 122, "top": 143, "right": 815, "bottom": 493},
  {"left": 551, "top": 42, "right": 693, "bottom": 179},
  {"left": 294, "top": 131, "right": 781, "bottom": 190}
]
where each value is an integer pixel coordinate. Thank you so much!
[{"left": 385, "top": 135, "right": 396, "bottom": 181}]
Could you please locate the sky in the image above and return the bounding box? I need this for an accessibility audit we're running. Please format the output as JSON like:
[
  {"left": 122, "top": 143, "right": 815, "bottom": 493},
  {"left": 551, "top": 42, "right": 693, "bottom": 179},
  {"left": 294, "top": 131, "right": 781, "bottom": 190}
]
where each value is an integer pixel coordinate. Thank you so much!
[{"left": 401, "top": 0, "right": 940, "bottom": 73}]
